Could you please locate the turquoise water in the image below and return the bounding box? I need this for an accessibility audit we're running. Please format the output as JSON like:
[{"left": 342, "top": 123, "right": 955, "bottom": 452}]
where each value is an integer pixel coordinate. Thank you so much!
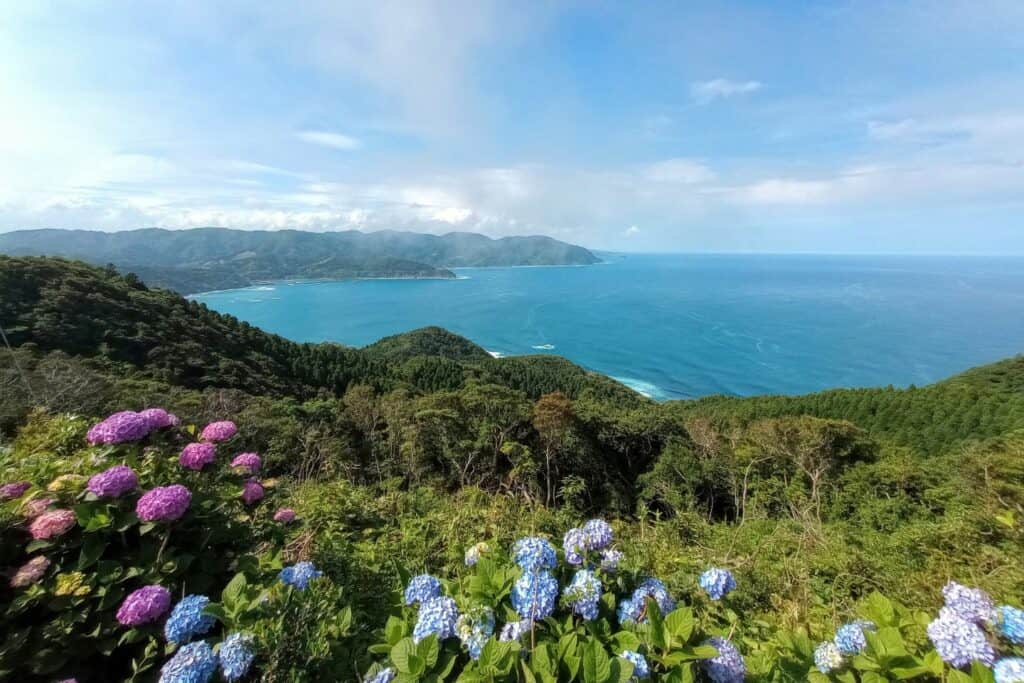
[{"left": 193, "top": 254, "right": 1024, "bottom": 400}]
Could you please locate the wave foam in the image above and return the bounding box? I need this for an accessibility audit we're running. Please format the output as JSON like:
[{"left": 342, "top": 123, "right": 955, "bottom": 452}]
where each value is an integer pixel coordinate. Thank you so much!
[{"left": 531, "top": 343, "right": 556, "bottom": 350}]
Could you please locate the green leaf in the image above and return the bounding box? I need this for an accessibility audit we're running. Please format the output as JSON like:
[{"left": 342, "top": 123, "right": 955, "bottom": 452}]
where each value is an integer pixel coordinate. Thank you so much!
[
  {"left": 77, "top": 535, "right": 108, "bottom": 570},
  {"left": 201, "top": 602, "right": 226, "bottom": 623},
  {"left": 392, "top": 638, "right": 417, "bottom": 674},
  {"left": 647, "top": 598, "right": 667, "bottom": 651},
  {"left": 863, "top": 592, "right": 896, "bottom": 626},
  {"left": 610, "top": 631, "right": 641, "bottom": 653},
  {"left": 417, "top": 635, "right": 439, "bottom": 668},
  {"left": 665, "top": 607, "right": 694, "bottom": 644},
  {"left": 582, "top": 639, "right": 611, "bottom": 683},
  {"left": 970, "top": 662, "right": 996, "bottom": 683},
  {"left": 220, "top": 572, "right": 247, "bottom": 611},
  {"left": 385, "top": 616, "right": 406, "bottom": 645}
]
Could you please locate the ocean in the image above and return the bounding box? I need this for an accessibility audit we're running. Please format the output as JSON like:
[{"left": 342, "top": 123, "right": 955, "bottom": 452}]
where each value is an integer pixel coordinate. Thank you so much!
[{"left": 192, "top": 253, "right": 1024, "bottom": 400}]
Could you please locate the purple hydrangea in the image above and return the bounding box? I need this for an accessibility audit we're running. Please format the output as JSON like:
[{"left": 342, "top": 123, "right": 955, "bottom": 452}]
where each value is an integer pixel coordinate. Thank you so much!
[
  {"left": 117, "top": 585, "right": 172, "bottom": 626},
  {"left": 200, "top": 421, "right": 237, "bottom": 442},
  {"left": 927, "top": 610, "right": 996, "bottom": 669},
  {"left": 702, "top": 637, "right": 746, "bottom": 683},
  {"left": 499, "top": 619, "right": 532, "bottom": 642},
  {"left": 136, "top": 485, "right": 191, "bottom": 522},
  {"left": 0, "top": 481, "right": 31, "bottom": 500},
  {"left": 87, "top": 465, "right": 138, "bottom": 498},
  {"left": 563, "top": 527, "right": 587, "bottom": 565},
  {"left": 618, "top": 578, "right": 676, "bottom": 624},
  {"left": 219, "top": 632, "right": 256, "bottom": 682},
  {"left": 230, "top": 453, "right": 261, "bottom": 474},
  {"left": 29, "top": 509, "right": 77, "bottom": 539},
  {"left": 139, "top": 408, "right": 180, "bottom": 430},
  {"left": 158, "top": 640, "right": 217, "bottom": 683},
  {"left": 274, "top": 508, "right": 296, "bottom": 523},
  {"left": 405, "top": 574, "right": 442, "bottom": 605},
  {"left": 699, "top": 568, "right": 737, "bottom": 601},
  {"left": 87, "top": 411, "right": 151, "bottom": 445},
  {"left": 600, "top": 549, "right": 623, "bottom": 573},
  {"left": 241, "top": 479, "right": 264, "bottom": 505},
  {"left": 179, "top": 443, "right": 216, "bottom": 471},
  {"left": 942, "top": 582, "right": 996, "bottom": 624},
  {"left": 9, "top": 556, "right": 51, "bottom": 588},
  {"left": 21, "top": 496, "right": 54, "bottom": 518},
  {"left": 582, "top": 518, "right": 613, "bottom": 550}
]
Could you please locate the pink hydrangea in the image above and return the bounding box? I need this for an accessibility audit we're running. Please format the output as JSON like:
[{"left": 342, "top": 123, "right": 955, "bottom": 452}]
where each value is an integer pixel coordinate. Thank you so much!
[
  {"left": 136, "top": 485, "right": 191, "bottom": 522},
  {"left": 0, "top": 481, "right": 31, "bottom": 500},
  {"left": 21, "top": 496, "right": 55, "bottom": 518},
  {"left": 86, "top": 411, "right": 151, "bottom": 445},
  {"left": 87, "top": 465, "right": 139, "bottom": 498},
  {"left": 241, "top": 479, "right": 264, "bottom": 505},
  {"left": 274, "top": 508, "right": 296, "bottom": 523},
  {"left": 139, "top": 408, "right": 180, "bottom": 430},
  {"left": 28, "top": 509, "right": 77, "bottom": 540},
  {"left": 200, "top": 421, "right": 237, "bottom": 442},
  {"left": 231, "top": 452, "right": 261, "bottom": 474},
  {"left": 179, "top": 443, "right": 217, "bottom": 471},
  {"left": 9, "top": 556, "right": 51, "bottom": 588},
  {"left": 116, "top": 585, "right": 171, "bottom": 626}
]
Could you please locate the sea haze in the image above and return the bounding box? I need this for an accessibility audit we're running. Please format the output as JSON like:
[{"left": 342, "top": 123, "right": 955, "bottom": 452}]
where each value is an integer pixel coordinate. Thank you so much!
[{"left": 192, "top": 254, "right": 1024, "bottom": 400}]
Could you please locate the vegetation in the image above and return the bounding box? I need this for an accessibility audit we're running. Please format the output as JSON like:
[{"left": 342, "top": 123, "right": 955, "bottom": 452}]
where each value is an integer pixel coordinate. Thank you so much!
[
  {"left": 0, "top": 228, "right": 600, "bottom": 294},
  {"left": 1, "top": 256, "right": 1023, "bottom": 681}
]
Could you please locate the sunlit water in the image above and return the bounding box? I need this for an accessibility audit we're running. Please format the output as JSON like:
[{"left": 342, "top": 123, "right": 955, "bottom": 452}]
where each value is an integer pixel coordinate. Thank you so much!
[{"left": 193, "top": 254, "right": 1024, "bottom": 400}]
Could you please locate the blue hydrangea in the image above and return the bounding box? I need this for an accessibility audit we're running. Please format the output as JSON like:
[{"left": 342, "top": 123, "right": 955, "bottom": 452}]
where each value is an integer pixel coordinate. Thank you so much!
[
  {"left": 618, "top": 578, "right": 676, "bottom": 624},
  {"left": 513, "top": 537, "right": 557, "bottom": 571},
  {"left": 218, "top": 633, "right": 255, "bottom": 682},
  {"left": 456, "top": 606, "right": 495, "bottom": 660},
  {"left": 499, "top": 619, "right": 532, "bottom": 642},
  {"left": 278, "top": 561, "right": 322, "bottom": 591},
  {"left": 600, "top": 549, "right": 623, "bottom": 573},
  {"left": 999, "top": 606, "right": 1024, "bottom": 644},
  {"left": 927, "top": 611, "right": 996, "bottom": 669},
  {"left": 620, "top": 650, "right": 649, "bottom": 679},
  {"left": 994, "top": 658, "right": 1024, "bottom": 683},
  {"left": 834, "top": 620, "right": 875, "bottom": 655},
  {"left": 814, "top": 641, "right": 844, "bottom": 673},
  {"left": 701, "top": 637, "right": 745, "bottom": 683},
  {"left": 365, "top": 668, "right": 397, "bottom": 683},
  {"left": 942, "top": 582, "right": 996, "bottom": 624},
  {"left": 582, "top": 519, "right": 613, "bottom": 550},
  {"left": 164, "top": 595, "right": 215, "bottom": 644},
  {"left": 404, "top": 574, "right": 442, "bottom": 606},
  {"left": 563, "top": 528, "right": 588, "bottom": 565},
  {"left": 413, "top": 596, "right": 459, "bottom": 643},
  {"left": 511, "top": 570, "right": 559, "bottom": 620},
  {"left": 698, "top": 568, "right": 736, "bottom": 601},
  {"left": 159, "top": 641, "right": 218, "bottom": 683},
  {"left": 562, "top": 569, "right": 602, "bottom": 620}
]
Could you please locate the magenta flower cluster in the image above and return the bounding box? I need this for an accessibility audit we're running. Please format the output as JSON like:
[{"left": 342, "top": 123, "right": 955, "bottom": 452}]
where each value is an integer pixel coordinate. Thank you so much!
[
  {"left": 200, "top": 420, "right": 237, "bottom": 442},
  {"left": 136, "top": 485, "right": 192, "bottom": 522},
  {"left": 10, "top": 556, "right": 51, "bottom": 588},
  {"left": 28, "top": 509, "right": 77, "bottom": 540},
  {"left": 87, "top": 465, "right": 139, "bottom": 498},
  {"left": 241, "top": 479, "right": 264, "bottom": 505},
  {"left": 231, "top": 453, "right": 261, "bottom": 474},
  {"left": 0, "top": 481, "right": 31, "bottom": 500},
  {"left": 274, "top": 508, "right": 296, "bottom": 523},
  {"left": 179, "top": 442, "right": 217, "bottom": 471},
  {"left": 139, "top": 408, "right": 180, "bottom": 429},
  {"left": 87, "top": 408, "right": 179, "bottom": 445},
  {"left": 116, "top": 585, "right": 172, "bottom": 626}
]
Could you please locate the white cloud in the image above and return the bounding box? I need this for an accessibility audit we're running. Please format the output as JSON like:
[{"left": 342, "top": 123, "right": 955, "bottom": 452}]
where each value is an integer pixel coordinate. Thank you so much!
[
  {"left": 691, "top": 79, "right": 762, "bottom": 104},
  {"left": 624, "top": 225, "right": 640, "bottom": 237},
  {"left": 645, "top": 159, "right": 716, "bottom": 184},
  {"left": 296, "top": 130, "right": 361, "bottom": 150}
]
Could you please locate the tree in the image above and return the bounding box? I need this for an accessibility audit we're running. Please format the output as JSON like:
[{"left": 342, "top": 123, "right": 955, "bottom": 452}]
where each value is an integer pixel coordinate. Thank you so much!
[{"left": 532, "top": 391, "right": 575, "bottom": 506}]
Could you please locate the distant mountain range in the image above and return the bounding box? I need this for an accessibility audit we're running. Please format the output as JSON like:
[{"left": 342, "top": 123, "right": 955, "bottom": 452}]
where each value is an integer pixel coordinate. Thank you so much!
[{"left": 0, "top": 227, "right": 600, "bottom": 294}]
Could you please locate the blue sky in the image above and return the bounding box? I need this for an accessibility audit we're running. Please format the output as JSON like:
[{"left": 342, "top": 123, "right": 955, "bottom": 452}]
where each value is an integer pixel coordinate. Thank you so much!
[{"left": 1, "top": 1, "right": 1022, "bottom": 253}]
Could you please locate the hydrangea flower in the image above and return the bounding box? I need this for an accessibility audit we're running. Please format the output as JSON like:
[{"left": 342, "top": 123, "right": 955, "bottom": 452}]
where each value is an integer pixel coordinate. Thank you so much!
[
  {"left": 179, "top": 443, "right": 217, "bottom": 471},
  {"left": 158, "top": 640, "right": 217, "bottom": 683},
  {"left": 279, "top": 561, "right": 322, "bottom": 590},
  {"left": 405, "top": 574, "right": 442, "bottom": 605},
  {"left": 999, "top": 606, "right": 1024, "bottom": 644},
  {"left": 137, "top": 485, "right": 192, "bottom": 522},
  {"left": 117, "top": 585, "right": 172, "bottom": 626},
  {"left": 47, "top": 474, "right": 86, "bottom": 493},
  {"left": 200, "top": 421, "right": 237, "bottom": 442},
  {"left": 465, "top": 542, "right": 489, "bottom": 566},
  {"left": 29, "top": 509, "right": 77, "bottom": 540},
  {"left": 241, "top": 479, "right": 264, "bottom": 505},
  {"left": 600, "top": 549, "right": 623, "bottom": 573},
  {"left": 54, "top": 571, "right": 90, "bottom": 597},
  {"left": 699, "top": 568, "right": 736, "bottom": 601},
  {"left": 620, "top": 650, "right": 649, "bottom": 679},
  {"left": 702, "top": 637, "right": 746, "bottom": 683},
  {"left": 0, "top": 481, "right": 31, "bottom": 500},
  {"left": 834, "top": 620, "right": 875, "bottom": 655},
  {"left": 456, "top": 605, "right": 495, "bottom": 659},
  {"left": 365, "top": 668, "right": 397, "bottom": 683},
  {"left": 942, "top": 582, "right": 996, "bottom": 624},
  {"left": 513, "top": 537, "right": 557, "bottom": 571},
  {"left": 512, "top": 570, "right": 559, "bottom": 621},
  {"left": 139, "top": 408, "right": 180, "bottom": 430},
  {"left": 87, "top": 411, "right": 151, "bottom": 445},
  {"left": 164, "top": 595, "right": 215, "bottom": 644},
  {"left": 563, "top": 528, "right": 588, "bottom": 565},
  {"left": 413, "top": 596, "right": 460, "bottom": 643},
  {"left": 499, "top": 619, "right": 532, "bottom": 642},
  {"left": 87, "top": 465, "right": 138, "bottom": 498},
  {"left": 230, "top": 453, "right": 261, "bottom": 474},
  {"left": 274, "top": 508, "right": 296, "bottom": 523},
  {"left": 814, "top": 642, "right": 844, "bottom": 673},
  {"left": 994, "top": 658, "right": 1024, "bottom": 683},
  {"left": 219, "top": 632, "right": 256, "bottom": 682},
  {"left": 927, "top": 611, "right": 996, "bottom": 668},
  {"left": 21, "top": 496, "right": 54, "bottom": 518},
  {"left": 582, "top": 519, "right": 613, "bottom": 550},
  {"left": 562, "top": 569, "right": 602, "bottom": 620},
  {"left": 618, "top": 578, "right": 676, "bottom": 624},
  {"left": 9, "top": 556, "right": 51, "bottom": 588}
]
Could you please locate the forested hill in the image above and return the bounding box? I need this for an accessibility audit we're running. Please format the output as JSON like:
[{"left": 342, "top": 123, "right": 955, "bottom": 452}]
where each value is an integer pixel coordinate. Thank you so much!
[{"left": 0, "top": 227, "right": 600, "bottom": 294}]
